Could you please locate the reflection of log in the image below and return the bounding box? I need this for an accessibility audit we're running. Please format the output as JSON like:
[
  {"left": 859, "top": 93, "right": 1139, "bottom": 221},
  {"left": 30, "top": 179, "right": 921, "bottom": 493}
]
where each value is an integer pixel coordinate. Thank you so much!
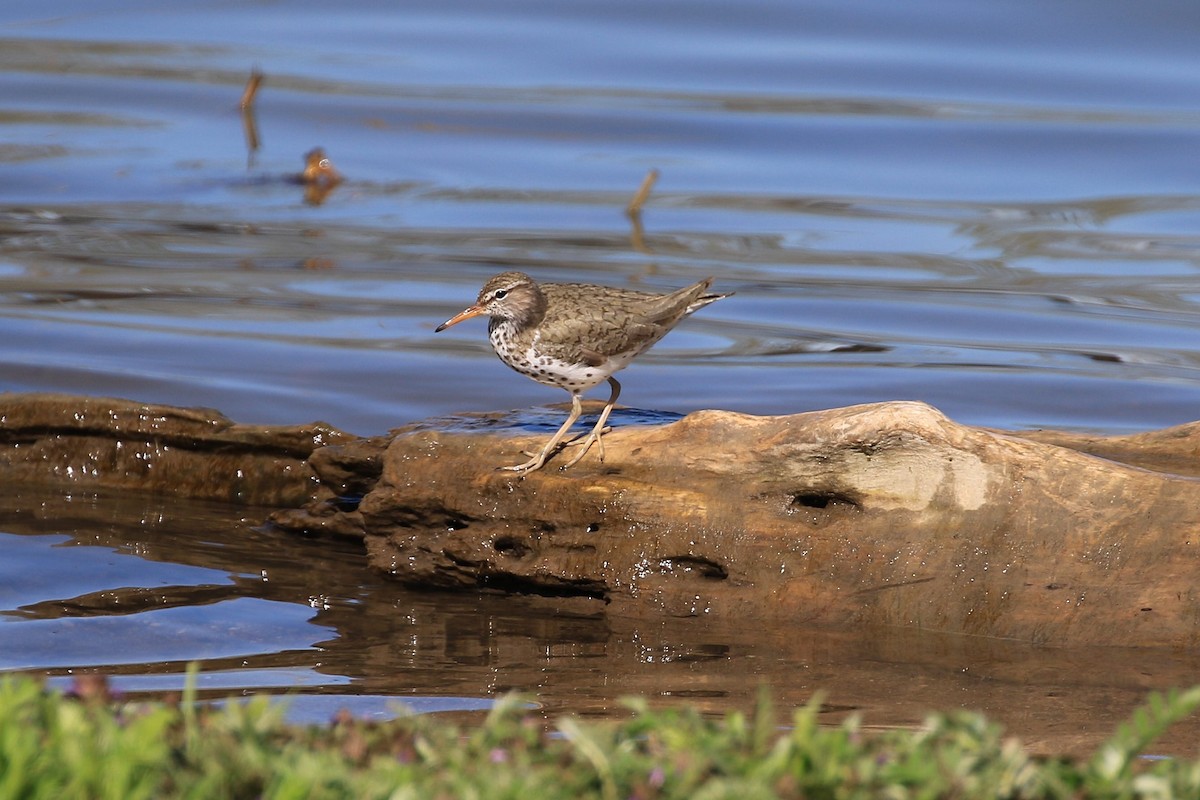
[
  {"left": 3, "top": 392, "right": 1200, "bottom": 647},
  {"left": 6, "top": 484, "right": 1200, "bottom": 756}
]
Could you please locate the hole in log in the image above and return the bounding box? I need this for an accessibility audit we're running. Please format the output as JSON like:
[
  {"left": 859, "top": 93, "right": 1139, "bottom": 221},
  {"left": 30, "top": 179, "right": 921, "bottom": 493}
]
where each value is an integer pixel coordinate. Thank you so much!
[
  {"left": 446, "top": 518, "right": 469, "bottom": 531},
  {"left": 790, "top": 491, "right": 860, "bottom": 510},
  {"left": 586, "top": 522, "right": 600, "bottom": 533},
  {"left": 331, "top": 494, "right": 362, "bottom": 512},
  {"left": 479, "top": 572, "right": 608, "bottom": 601},
  {"left": 493, "top": 536, "right": 531, "bottom": 558},
  {"left": 659, "top": 556, "right": 727, "bottom": 580}
]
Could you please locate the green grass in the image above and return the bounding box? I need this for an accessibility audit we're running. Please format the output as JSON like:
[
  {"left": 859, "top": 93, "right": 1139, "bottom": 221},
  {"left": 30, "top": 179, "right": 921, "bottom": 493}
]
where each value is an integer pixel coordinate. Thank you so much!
[{"left": 2, "top": 666, "right": 1200, "bottom": 799}]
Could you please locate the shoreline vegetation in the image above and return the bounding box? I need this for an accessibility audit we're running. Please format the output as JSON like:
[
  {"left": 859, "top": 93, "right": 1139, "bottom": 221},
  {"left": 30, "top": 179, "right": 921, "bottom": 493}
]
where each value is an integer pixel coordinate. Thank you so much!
[{"left": 3, "top": 668, "right": 1199, "bottom": 799}]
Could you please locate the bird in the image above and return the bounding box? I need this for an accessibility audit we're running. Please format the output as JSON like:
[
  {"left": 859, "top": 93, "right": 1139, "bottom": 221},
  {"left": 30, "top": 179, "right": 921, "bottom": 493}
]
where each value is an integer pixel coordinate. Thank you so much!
[{"left": 435, "top": 271, "right": 729, "bottom": 474}]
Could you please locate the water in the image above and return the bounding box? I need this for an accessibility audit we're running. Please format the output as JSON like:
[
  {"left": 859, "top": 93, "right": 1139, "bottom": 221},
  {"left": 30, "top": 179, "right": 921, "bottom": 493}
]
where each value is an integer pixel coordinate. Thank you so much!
[{"left": 3, "top": 0, "right": 1200, "bottom": 752}]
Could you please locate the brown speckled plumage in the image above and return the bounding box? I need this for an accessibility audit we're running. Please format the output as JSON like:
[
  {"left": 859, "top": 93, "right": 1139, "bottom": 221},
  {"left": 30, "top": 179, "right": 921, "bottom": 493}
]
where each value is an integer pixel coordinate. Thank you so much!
[{"left": 436, "top": 271, "right": 728, "bottom": 474}]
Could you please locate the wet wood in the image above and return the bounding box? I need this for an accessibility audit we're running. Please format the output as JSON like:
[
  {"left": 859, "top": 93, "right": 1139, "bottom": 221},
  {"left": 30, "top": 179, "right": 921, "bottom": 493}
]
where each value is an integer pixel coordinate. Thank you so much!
[
  {"left": 3, "top": 392, "right": 1200, "bottom": 646},
  {"left": 0, "top": 392, "right": 345, "bottom": 507}
]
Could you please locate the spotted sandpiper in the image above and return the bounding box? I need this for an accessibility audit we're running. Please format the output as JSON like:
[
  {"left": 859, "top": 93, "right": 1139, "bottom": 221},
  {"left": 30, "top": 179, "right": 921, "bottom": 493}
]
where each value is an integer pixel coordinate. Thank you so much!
[{"left": 436, "top": 271, "right": 729, "bottom": 474}]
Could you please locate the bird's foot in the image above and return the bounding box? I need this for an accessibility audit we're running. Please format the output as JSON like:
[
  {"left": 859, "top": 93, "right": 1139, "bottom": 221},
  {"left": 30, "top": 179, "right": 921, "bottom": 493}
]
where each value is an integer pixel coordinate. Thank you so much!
[
  {"left": 498, "top": 453, "right": 547, "bottom": 475},
  {"left": 561, "top": 429, "right": 605, "bottom": 469},
  {"left": 501, "top": 440, "right": 561, "bottom": 474},
  {"left": 505, "top": 436, "right": 602, "bottom": 474},
  {"left": 569, "top": 426, "right": 613, "bottom": 444},
  {"left": 518, "top": 426, "right": 611, "bottom": 459}
]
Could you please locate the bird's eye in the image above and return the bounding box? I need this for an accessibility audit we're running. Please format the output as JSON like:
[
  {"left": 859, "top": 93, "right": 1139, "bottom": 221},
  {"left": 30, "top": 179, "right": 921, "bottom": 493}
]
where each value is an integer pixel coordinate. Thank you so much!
[{"left": 494, "top": 289, "right": 508, "bottom": 299}]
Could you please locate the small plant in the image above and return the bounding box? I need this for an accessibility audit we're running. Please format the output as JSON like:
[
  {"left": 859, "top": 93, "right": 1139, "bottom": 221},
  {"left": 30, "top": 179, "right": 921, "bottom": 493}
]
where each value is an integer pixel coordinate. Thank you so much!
[{"left": 1, "top": 670, "right": 1198, "bottom": 799}]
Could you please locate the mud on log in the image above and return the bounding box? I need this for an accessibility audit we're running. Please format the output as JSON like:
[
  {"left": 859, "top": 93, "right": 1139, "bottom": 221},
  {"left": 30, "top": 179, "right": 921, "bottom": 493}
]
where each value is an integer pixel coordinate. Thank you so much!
[{"left": 3, "top": 391, "right": 1199, "bottom": 647}]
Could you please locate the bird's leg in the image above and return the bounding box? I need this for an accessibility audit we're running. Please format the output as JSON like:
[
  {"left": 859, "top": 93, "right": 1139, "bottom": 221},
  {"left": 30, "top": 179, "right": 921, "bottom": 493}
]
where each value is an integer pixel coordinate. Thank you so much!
[
  {"left": 562, "top": 377, "right": 620, "bottom": 469},
  {"left": 502, "top": 393, "right": 583, "bottom": 474},
  {"left": 521, "top": 414, "right": 612, "bottom": 458}
]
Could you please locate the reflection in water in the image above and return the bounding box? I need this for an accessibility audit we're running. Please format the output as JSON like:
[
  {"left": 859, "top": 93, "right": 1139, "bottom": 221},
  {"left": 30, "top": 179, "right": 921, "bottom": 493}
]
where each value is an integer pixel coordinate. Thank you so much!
[{"left": 3, "top": 486, "right": 1200, "bottom": 755}]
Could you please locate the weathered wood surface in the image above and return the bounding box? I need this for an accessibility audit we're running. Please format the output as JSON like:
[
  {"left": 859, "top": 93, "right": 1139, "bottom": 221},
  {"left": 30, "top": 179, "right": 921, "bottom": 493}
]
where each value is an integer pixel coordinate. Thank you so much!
[
  {"left": 0, "top": 392, "right": 347, "bottom": 507},
  {"left": 3, "top": 391, "right": 1199, "bottom": 646}
]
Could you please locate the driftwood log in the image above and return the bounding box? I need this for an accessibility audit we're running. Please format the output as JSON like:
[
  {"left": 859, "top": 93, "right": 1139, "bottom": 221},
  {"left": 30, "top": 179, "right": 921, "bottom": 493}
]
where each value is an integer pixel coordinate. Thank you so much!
[{"left": 2, "top": 392, "right": 1198, "bottom": 647}]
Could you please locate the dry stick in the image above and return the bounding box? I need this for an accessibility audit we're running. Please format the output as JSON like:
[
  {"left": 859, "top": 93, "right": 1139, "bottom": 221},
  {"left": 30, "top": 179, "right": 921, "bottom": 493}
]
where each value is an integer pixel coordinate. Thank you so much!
[
  {"left": 240, "top": 67, "right": 264, "bottom": 162},
  {"left": 626, "top": 168, "right": 659, "bottom": 216},
  {"left": 239, "top": 67, "right": 264, "bottom": 111}
]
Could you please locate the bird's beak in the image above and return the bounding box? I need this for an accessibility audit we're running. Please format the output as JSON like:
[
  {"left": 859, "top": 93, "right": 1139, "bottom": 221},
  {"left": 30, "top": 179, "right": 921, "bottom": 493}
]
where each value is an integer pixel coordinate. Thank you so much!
[{"left": 435, "top": 304, "right": 486, "bottom": 332}]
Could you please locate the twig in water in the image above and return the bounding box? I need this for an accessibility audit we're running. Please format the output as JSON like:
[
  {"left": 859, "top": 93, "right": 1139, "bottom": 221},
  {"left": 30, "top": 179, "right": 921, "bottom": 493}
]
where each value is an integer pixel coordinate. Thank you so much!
[
  {"left": 239, "top": 67, "right": 264, "bottom": 111},
  {"left": 626, "top": 168, "right": 659, "bottom": 217}
]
